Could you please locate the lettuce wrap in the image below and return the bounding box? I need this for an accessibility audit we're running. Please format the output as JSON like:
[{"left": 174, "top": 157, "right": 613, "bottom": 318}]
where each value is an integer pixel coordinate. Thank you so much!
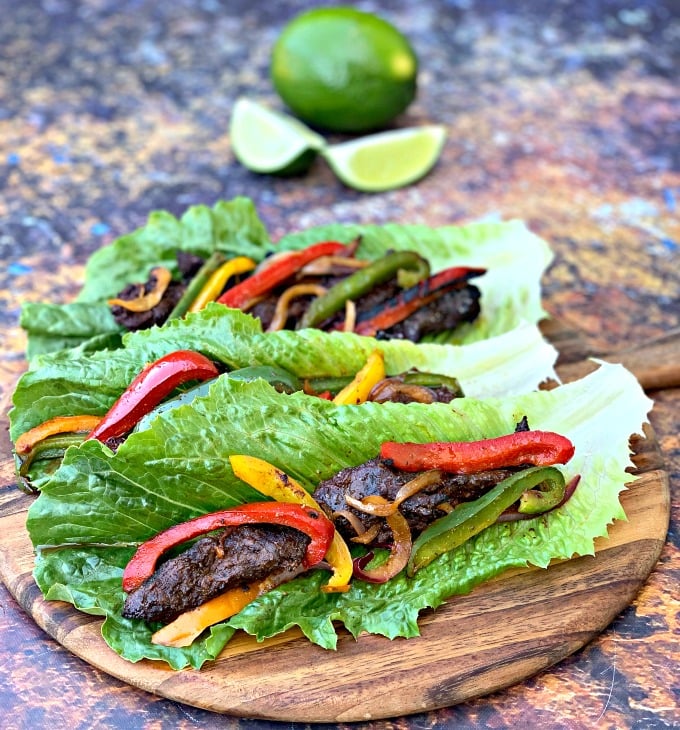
[
  {"left": 20, "top": 198, "right": 553, "bottom": 361},
  {"left": 10, "top": 306, "right": 558, "bottom": 442},
  {"left": 25, "top": 362, "right": 652, "bottom": 669}
]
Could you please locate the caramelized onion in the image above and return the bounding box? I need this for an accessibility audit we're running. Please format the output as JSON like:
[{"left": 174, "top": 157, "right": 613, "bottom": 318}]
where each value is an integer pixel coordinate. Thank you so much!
[
  {"left": 343, "top": 299, "right": 356, "bottom": 333},
  {"left": 108, "top": 267, "right": 172, "bottom": 312},
  {"left": 350, "top": 523, "right": 380, "bottom": 545},
  {"left": 299, "top": 256, "right": 370, "bottom": 276},
  {"left": 345, "top": 470, "right": 444, "bottom": 517},
  {"left": 266, "top": 283, "right": 328, "bottom": 332},
  {"left": 368, "top": 379, "right": 436, "bottom": 404},
  {"left": 352, "top": 498, "right": 411, "bottom": 583},
  {"left": 332, "top": 509, "right": 368, "bottom": 537}
]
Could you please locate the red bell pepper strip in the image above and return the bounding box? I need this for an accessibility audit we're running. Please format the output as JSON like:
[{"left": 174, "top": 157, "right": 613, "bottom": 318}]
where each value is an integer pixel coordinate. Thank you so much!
[
  {"left": 354, "top": 266, "right": 486, "bottom": 336},
  {"left": 122, "top": 502, "right": 334, "bottom": 593},
  {"left": 380, "top": 431, "right": 575, "bottom": 474},
  {"left": 87, "top": 350, "right": 219, "bottom": 443},
  {"left": 216, "top": 241, "right": 349, "bottom": 309}
]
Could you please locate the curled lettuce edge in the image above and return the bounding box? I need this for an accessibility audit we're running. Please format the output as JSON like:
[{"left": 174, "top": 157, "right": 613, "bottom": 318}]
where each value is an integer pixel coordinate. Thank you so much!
[{"left": 26, "top": 362, "right": 653, "bottom": 669}]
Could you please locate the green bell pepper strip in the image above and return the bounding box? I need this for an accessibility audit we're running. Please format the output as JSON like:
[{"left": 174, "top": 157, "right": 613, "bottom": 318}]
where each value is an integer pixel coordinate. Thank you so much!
[
  {"left": 401, "top": 371, "right": 464, "bottom": 397},
  {"left": 407, "top": 465, "right": 567, "bottom": 576},
  {"left": 167, "top": 252, "right": 227, "bottom": 320},
  {"left": 297, "top": 251, "right": 430, "bottom": 330},
  {"left": 15, "top": 432, "right": 87, "bottom": 493}
]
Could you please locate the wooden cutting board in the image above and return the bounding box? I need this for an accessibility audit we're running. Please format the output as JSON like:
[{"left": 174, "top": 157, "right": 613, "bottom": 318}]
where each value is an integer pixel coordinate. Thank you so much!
[{"left": 0, "top": 323, "right": 674, "bottom": 723}]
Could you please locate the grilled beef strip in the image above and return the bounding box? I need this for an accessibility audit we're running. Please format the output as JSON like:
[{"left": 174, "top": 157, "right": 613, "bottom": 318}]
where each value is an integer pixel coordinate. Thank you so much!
[
  {"left": 122, "top": 524, "right": 310, "bottom": 625},
  {"left": 376, "top": 285, "right": 481, "bottom": 341},
  {"left": 313, "top": 457, "right": 517, "bottom": 544},
  {"left": 249, "top": 273, "right": 481, "bottom": 342},
  {"left": 111, "top": 252, "right": 204, "bottom": 332}
]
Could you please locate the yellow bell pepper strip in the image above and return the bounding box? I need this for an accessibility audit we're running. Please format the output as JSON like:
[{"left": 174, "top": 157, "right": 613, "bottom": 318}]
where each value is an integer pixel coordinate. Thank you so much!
[
  {"left": 332, "top": 350, "right": 386, "bottom": 405},
  {"left": 229, "top": 454, "right": 353, "bottom": 593},
  {"left": 15, "top": 415, "right": 103, "bottom": 455},
  {"left": 107, "top": 267, "right": 173, "bottom": 312},
  {"left": 407, "top": 465, "right": 567, "bottom": 575},
  {"left": 188, "top": 256, "right": 257, "bottom": 313},
  {"left": 151, "top": 578, "right": 272, "bottom": 647},
  {"left": 167, "top": 252, "right": 226, "bottom": 319}
]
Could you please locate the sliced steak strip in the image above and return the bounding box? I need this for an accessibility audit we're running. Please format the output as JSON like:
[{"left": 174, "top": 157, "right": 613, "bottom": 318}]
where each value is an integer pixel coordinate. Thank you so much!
[
  {"left": 313, "top": 457, "right": 516, "bottom": 543},
  {"left": 377, "top": 284, "right": 481, "bottom": 342},
  {"left": 122, "top": 524, "right": 310, "bottom": 625}
]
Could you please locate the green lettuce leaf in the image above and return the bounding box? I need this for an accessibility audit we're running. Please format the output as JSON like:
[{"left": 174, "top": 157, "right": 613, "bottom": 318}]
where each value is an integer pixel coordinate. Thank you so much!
[
  {"left": 27, "top": 363, "right": 652, "bottom": 669},
  {"left": 10, "top": 305, "right": 557, "bottom": 440},
  {"left": 21, "top": 302, "right": 124, "bottom": 363},
  {"left": 20, "top": 203, "right": 553, "bottom": 360},
  {"left": 21, "top": 198, "right": 272, "bottom": 359},
  {"left": 278, "top": 219, "right": 553, "bottom": 344}
]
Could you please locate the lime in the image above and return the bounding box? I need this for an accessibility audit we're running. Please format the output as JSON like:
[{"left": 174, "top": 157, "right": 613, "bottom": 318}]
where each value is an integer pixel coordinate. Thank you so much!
[
  {"left": 271, "top": 7, "right": 418, "bottom": 133},
  {"left": 322, "top": 125, "right": 446, "bottom": 192},
  {"left": 230, "top": 98, "right": 325, "bottom": 176}
]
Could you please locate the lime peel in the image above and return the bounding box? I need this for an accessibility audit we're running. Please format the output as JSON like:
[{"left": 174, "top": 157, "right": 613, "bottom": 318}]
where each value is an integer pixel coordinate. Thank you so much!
[
  {"left": 271, "top": 7, "right": 418, "bottom": 133},
  {"left": 230, "top": 98, "right": 325, "bottom": 176},
  {"left": 322, "top": 125, "right": 447, "bottom": 192}
]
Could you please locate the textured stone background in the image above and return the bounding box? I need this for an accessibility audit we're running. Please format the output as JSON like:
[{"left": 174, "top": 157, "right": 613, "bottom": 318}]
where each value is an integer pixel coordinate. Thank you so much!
[{"left": 0, "top": 0, "right": 678, "bottom": 728}]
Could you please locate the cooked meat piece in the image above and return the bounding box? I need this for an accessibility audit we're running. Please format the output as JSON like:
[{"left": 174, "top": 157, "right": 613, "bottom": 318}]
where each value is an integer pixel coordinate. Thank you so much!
[
  {"left": 111, "top": 252, "right": 204, "bottom": 332},
  {"left": 176, "top": 251, "right": 205, "bottom": 280},
  {"left": 378, "top": 284, "right": 481, "bottom": 342},
  {"left": 368, "top": 378, "right": 458, "bottom": 404},
  {"left": 247, "top": 273, "right": 480, "bottom": 342},
  {"left": 110, "top": 277, "right": 185, "bottom": 331},
  {"left": 314, "top": 457, "right": 516, "bottom": 543},
  {"left": 122, "top": 524, "right": 310, "bottom": 625}
]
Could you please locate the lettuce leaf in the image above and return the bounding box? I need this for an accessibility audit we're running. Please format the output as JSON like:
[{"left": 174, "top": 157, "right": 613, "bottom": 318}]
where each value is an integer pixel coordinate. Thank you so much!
[
  {"left": 21, "top": 198, "right": 272, "bottom": 359},
  {"left": 278, "top": 219, "right": 553, "bottom": 344},
  {"left": 20, "top": 202, "right": 552, "bottom": 360},
  {"left": 27, "top": 363, "right": 652, "bottom": 669},
  {"left": 10, "top": 305, "right": 557, "bottom": 440}
]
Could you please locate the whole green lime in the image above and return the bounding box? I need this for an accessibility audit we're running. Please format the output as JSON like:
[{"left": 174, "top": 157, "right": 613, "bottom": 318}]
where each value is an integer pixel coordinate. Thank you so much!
[{"left": 270, "top": 7, "right": 418, "bottom": 133}]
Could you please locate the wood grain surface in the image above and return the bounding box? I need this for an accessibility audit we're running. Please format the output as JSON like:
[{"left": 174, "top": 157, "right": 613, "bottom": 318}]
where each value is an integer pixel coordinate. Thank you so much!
[{"left": 0, "top": 326, "right": 672, "bottom": 723}]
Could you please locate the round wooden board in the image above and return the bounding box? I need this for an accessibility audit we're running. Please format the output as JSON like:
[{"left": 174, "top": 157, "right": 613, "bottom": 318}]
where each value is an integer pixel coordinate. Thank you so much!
[{"left": 0, "top": 428, "right": 669, "bottom": 722}]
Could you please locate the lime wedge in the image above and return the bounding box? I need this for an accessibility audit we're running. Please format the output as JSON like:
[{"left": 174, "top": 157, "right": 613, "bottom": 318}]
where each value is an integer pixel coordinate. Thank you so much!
[
  {"left": 322, "top": 125, "right": 446, "bottom": 192},
  {"left": 230, "top": 98, "right": 325, "bottom": 176}
]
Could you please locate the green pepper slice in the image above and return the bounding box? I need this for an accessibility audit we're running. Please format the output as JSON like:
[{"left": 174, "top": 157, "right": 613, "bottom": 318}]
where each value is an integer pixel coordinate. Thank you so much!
[
  {"left": 407, "top": 465, "right": 567, "bottom": 575},
  {"left": 297, "top": 250, "right": 430, "bottom": 330}
]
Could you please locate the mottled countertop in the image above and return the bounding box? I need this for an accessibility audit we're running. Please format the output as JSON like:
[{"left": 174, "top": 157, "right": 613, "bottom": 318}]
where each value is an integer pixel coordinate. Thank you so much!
[{"left": 0, "top": 0, "right": 678, "bottom": 728}]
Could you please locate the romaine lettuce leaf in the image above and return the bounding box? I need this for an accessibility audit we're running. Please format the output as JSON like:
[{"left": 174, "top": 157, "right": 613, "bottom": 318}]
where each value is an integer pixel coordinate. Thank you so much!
[
  {"left": 27, "top": 363, "right": 652, "bottom": 669},
  {"left": 10, "top": 305, "right": 557, "bottom": 440},
  {"left": 21, "top": 198, "right": 273, "bottom": 359},
  {"left": 279, "top": 219, "right": 553, "bottom": 344},
  {"left": 20, "top": 201, "right": 553, "bottom": 360}
]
